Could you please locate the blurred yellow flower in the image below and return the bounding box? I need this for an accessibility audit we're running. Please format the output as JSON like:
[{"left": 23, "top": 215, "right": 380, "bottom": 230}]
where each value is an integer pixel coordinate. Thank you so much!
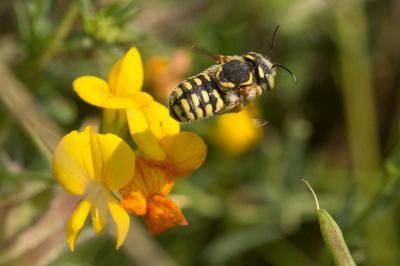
[
  {"left": 214, "top": 108, "right": 263, "bottom": 155},
  {"left": 73, "top": 47, "right": 153, "bottom": 109},
  {"left": 122, "top": 101, "right": 207, "bottom": 234},
  {"left": 52, "top": 126, "right": 135, "bottom": 251}
]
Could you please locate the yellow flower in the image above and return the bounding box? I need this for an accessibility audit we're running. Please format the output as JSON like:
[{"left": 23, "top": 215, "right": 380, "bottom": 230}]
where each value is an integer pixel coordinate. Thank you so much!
[
  {"left": 214, "top": 107, "right": 263, "bottom": 155},
  {"left": 52, "top": 126, "right": 135, "bottom": 251},
  {"left": 121, "top": 101, "right": 207, "bottom": 234},
  {"left": 126, "top": 101, "right": 180, "bottom": 161},
  {"left": 73, "top": 47, "right": 153, "bottom": 109}
]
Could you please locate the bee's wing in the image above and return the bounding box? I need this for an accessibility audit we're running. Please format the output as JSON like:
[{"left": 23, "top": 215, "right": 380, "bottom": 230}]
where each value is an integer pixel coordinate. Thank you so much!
[
  {"left": 251, "top": 118, "right": 268, "bottom": 128},
  {"left": 190, "top": 44, "right": 221, "bottom": 62}
]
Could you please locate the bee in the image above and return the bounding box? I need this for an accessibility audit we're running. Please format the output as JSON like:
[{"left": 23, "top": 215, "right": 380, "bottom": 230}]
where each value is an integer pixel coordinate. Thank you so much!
[{"left": 168, "top": 26, "right": 296, "bottom": 123}]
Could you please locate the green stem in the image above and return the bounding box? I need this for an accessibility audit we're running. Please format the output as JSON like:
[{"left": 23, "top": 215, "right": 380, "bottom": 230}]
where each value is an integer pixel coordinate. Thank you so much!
[
  {"left": 101, "top": 109, "right": 127, "bottom": 136},
  {"left": 336, "top": 2, "right": 382, "bottom": 198}
]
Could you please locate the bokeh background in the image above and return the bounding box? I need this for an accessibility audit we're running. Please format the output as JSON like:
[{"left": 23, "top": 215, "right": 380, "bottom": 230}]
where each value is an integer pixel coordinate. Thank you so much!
[{"left": 1, "top": 0, "right": 400, "bottom": 265}]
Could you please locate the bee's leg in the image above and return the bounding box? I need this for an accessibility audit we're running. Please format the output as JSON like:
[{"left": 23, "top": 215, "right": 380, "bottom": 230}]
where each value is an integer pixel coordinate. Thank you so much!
[
  {"left": 230, "top": 105, "right": 244, "bottom": 113},
  {"left": 220, "top": 93, "right": 244, "bottom": 114},
  {"left": 239, "top": 86, "right": 257, "bottom": 105},
  {"left": 217, "top": 55, "right": 231, "bottom": 64}
]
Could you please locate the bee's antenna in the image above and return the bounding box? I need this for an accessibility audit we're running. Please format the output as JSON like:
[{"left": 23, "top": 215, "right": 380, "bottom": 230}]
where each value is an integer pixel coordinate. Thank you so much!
[
  {"left": 267, "top": 25, "right": 280, "bottom": 58},
  {"left": 272, "top": 64, "right": 297, "bottom": 84}
]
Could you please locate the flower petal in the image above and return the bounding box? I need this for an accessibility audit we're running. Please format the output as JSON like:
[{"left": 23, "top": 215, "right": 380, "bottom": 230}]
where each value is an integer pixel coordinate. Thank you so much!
[
  {"left": 74, "top": 74, "right": 152, "bottom": 109},
  {"left": 126, "top": 107, "right": 166, "bottom": 161},
  {"left": 120, "top": 190, "right": 147, "bottom": 216},
  {"left": 67, "top": 198, "right": 91, "bottom": 252},
  {"left": 145, "top": 194, "right": 187, "bottom": 235},
  {"left": 141, "top": 102, "right": 180, "bottom": 140},
  {"left": 95, "top": 132, "right": 136, "bottom": 191},
  {"left": 90, "top": 200, "right": 107, "bottom": 234},
  {"left": 108, "top": 47, "right": 144, "bottom": 95},
  {"left": 108, "top": 200, "right": 130, "bottom": 249},
  {"left": 73, "top": 76, "right": 111, "bottom": 107},
  {"left": 87, "top": 127, "right": 102, "bottom": 180},
  {"left": 52, "top": 129, "right": 95, "bottom": 195},
  {"left": 101, "top": 92, "right": 153, "bottom": 109},
  {"left": 124, "top": 158, "right": 171, "bottom": 197},
  {"left": 160, "top": 132, "right": 207, "bottom": 178},
  {"left": 127, "top": 102, "right": 180, "bottom": 160}
]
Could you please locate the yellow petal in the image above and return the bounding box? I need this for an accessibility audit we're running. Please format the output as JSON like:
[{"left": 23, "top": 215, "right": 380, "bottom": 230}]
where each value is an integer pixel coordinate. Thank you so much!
[
  {"left": 141, "top": 102, "right": 180, "bottom": 140},
  {"left": 100, "top": 92, "right": 153, "bottom": 109},
  {"left": 108, "top": 200, "right": 130, "bottom": 249},
  {"left": 126, "top": 107, "right": 166, "bottom": 161},
  {"left": 67, "top": 198, "right": 91, "bottom": 252},
  {"left": 108, "top": 47, "right": 144, "bottom": 95},
  {"left": 74, "top": 75, "right": 152, "bottom": 109},
  {"left": 87, "top": 127, "right": 102, "bottom": 180},
  {"left": 95, "top": 132, "right": 136, "bottom": 191},
  {"left": 127, "top": 101, "right": 180, "bottom": 160},
  {"left": 52, "top": 130, "right": 95, "bottom": 195},
  {"left": 160, "top": 132, "right": 207, "bottom": 178},
  {"left": 90, "top": 201, "right": 107, "bottom": 234},
  {"left": 73, "top": 76, "right": 111, "bottom": 107}
]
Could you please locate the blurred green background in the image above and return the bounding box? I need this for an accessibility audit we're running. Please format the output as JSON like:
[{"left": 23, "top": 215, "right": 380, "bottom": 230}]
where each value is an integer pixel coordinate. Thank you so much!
[{"left": 1, "top": 0, "right": 400, "bottom": 265}]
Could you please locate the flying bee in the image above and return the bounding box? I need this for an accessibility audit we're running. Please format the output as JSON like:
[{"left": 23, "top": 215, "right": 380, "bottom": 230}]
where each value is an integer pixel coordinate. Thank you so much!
[{"left": 168, "top": 26, "right": 296, "bottom": 123}]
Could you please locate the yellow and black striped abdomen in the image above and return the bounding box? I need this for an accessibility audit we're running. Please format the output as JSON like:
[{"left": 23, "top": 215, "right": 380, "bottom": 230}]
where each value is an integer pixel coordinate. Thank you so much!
[{"left": 169, "top": 73, "right": 225, "bottom": 122}]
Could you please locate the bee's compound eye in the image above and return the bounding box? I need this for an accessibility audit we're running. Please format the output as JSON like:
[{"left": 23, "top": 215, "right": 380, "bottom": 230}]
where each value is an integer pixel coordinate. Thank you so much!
[{"left": 267, "top": 75, "right": 275, "bottom": 90}]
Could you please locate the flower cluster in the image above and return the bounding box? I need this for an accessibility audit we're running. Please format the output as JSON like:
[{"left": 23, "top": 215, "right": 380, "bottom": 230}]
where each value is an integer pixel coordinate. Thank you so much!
[{"left": 52, "top": 48, "right": 207, "bottom": 251}]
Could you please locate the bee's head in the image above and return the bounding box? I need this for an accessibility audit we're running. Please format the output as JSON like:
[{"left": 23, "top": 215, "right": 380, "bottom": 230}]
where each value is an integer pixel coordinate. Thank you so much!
[
  {"left": 259, "top": 55, "right": 276, "bottom": 90},
  {"left": 243, "top": 26, "right": 297, "bottom": 91},
  {"left": 244, "top": 52, "right": 285, "bottom": 91}
]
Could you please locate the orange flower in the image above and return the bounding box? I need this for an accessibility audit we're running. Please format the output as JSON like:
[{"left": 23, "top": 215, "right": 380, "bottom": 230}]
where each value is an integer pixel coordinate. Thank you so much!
[
  {"left": 146, "top": 48, "right": 192, "bottom": 100},
  {"left": 121, "top": 101, "right": 207, "bottom": 234}
]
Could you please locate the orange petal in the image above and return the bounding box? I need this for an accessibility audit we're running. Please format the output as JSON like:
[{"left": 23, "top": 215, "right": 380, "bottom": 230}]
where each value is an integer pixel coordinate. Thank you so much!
[
  {"left": 160, "top": 132, "right": 207, "bottom": 178},
  {"left": 145, "top": 194, "right": 187, "bottom": 235},
  {"left": 133, "top": 158, "right": 171, "bottom": 196},
  {"left": 120, "top": 191, "right": 147, "bottom": 216}
]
